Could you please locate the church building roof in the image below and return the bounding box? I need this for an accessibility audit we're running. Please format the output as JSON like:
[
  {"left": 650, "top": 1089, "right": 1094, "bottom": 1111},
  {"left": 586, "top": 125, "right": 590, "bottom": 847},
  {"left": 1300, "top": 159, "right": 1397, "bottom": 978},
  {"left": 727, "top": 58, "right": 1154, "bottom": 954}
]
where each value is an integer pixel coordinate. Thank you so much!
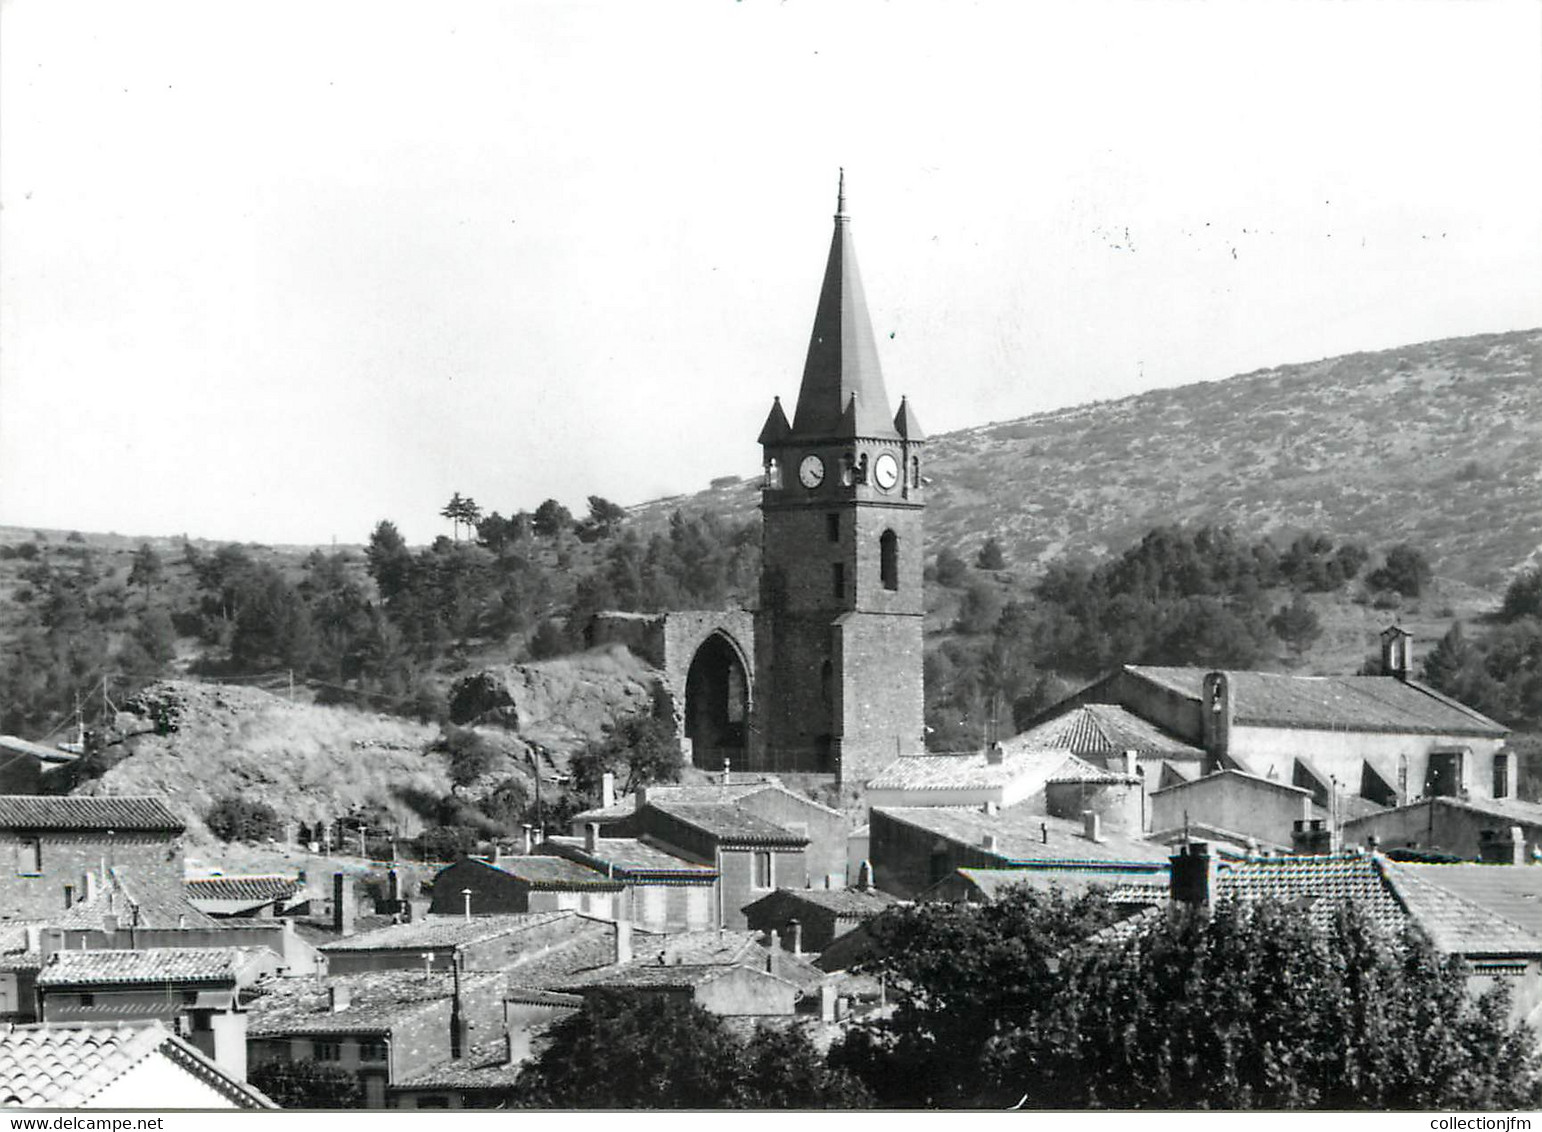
[{"left": 788, "top": 172, "right": 901, "bottom": 442}]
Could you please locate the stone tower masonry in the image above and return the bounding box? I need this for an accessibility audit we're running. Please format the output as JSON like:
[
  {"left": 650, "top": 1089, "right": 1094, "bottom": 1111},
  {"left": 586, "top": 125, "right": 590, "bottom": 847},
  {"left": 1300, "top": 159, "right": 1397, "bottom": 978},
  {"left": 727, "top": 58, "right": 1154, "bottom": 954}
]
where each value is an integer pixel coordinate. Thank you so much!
[{"left": 752, "top": 172, "right": 927, "bottom": 784}]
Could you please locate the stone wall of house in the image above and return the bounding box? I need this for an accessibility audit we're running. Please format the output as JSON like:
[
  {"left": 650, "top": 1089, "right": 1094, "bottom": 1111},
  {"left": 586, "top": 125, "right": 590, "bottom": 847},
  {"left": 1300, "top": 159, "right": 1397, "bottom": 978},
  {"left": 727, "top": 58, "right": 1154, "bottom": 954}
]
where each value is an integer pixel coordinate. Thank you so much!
[
  {"left": 1344, "top": 798, "right": 1542, "bottom": 861},
  {"left": 869, "top": 809, "right": 1005, "bottom": 900},
  {"left": 735, "top": 791, "right": 847, "bottom": 890},
  {"left": 694, "top": 966, "right": 798, "bottom": 1016},
  {"left": 0, "top": 831, "right": 183, "bottom": 920},
  {"left": 1149, "top": 771, "right": 1314, "bottom": 847},
  {"left": 1045, "top": 779, "right": 1144, "bottom": 834},
  {"left": 720, "top": 846, "right": 807, "bottom": 928}
]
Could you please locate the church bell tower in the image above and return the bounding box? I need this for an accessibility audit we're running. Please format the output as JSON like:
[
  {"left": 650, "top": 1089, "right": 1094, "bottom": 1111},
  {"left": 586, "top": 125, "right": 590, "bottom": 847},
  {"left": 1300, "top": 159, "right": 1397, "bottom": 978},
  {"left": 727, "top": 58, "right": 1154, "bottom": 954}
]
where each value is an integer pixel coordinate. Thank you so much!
[{"left": 753, "top": 172, "right": 927, "bottom": 784}]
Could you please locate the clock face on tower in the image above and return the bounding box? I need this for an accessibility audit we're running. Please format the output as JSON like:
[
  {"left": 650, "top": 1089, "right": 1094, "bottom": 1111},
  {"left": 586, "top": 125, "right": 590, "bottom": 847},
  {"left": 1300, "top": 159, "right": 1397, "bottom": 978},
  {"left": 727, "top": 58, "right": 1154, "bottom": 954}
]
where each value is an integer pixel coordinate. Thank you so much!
[
  {"left": 798, "top": 454, "right": 826, "bottom": 488},
  {"left": 873, "top": 452, "right": 900, "bottom": 491}
]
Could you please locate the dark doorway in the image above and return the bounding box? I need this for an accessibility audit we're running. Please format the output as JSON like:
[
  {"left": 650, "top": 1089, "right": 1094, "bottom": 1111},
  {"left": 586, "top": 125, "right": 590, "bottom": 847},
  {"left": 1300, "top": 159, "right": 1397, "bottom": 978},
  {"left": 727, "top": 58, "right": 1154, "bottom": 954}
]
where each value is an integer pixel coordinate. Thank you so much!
[
  {"left": 1426, "top": 749, "right": 1464, "bottom": 798},
  {"left": 684, "top": 633, "right": 749, "bottom": 771}
]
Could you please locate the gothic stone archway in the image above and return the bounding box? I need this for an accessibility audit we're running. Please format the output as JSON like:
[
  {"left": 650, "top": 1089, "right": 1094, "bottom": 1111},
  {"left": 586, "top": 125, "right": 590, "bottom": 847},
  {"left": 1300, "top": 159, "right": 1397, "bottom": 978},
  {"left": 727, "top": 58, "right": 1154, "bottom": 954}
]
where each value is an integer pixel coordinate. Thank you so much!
[{"left": 684, "top": 631, "right": 751, "bottom": 772}]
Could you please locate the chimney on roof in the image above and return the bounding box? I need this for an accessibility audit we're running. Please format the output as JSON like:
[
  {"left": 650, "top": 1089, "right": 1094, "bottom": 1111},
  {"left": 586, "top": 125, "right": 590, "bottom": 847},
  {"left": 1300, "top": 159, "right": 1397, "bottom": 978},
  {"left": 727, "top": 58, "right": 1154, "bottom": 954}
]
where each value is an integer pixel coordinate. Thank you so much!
[
  {"left": 820, "top": 981, "right": 837, "bottom": 1023},
  {"left": 1366, "top": 834, "right": 1380, "bottom": 854},
  {"left": 1380, "top": 625, "right": 1413, "bottom": 681},
  {"left": 986, "top": 742, "right": 1005, "bottom": 766},
  {"left": 1082, "top": 811, "right": 1103, "bottom": 843},
  {"left": 451, "top": 954, "right": 469, "bottom": 1060},
  {"left": 101, "top": 913, "right": 118, "bottom": 935},
  {"left": 601, "top": 772, "right": 616, "bottom": 810},
  {"left": 333, "top": 873, "right": 355, "bottom": 937},
  {"left": 329, "top": 984, "right": 351, "bottom": 1013},
  {"left": 981, "top": 832, "right": 999, "bottom": 853},
  {"left": 1170, "top": 841, "right": 1217, "bottom": 913},
  {"left": 613, "top": 918, "right": 633, "bottom": 964},
  {"left": 789, "top": 918, "right": 803, "bottom": 957},
  {"left": 765, "top": 929, "right": 780, "bottom": 969},
  {"left": 1041, "top": 822, "right": 1048, "bottom": 845},
  {"left": 636, "top": 785, "right": 649, "bottom": 811},
  {"left": 521, "top": 825, "right": 534, "bottom": 855},
  {"left": 585, "top": 822, "right": 601, "bottom": 854},
  {"left": 856, "top": 860, "right": 873, "bottom": 891},
  {"left": 1292, "top": 819, "right": 1333, "bottom": 856},
  {"left": 982, "top": 800, "right": 999, "bottom": 817},
  {"left": 82, "top": 870, "right": 98, "bottom": 904},
  {"left": 1123, "top": 749, "right": 1140, "bottom": 777}
]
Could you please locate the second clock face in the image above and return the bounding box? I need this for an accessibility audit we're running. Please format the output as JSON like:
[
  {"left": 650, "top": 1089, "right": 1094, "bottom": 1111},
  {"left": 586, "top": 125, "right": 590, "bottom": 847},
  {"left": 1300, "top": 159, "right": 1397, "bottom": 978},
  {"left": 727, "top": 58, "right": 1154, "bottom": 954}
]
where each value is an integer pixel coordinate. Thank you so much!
[
  {"left": 873, "top": 452, "right": 900, "bottom": 491},
  {"left": 798, "top": 454, "right": 826, "bottom": 488}
]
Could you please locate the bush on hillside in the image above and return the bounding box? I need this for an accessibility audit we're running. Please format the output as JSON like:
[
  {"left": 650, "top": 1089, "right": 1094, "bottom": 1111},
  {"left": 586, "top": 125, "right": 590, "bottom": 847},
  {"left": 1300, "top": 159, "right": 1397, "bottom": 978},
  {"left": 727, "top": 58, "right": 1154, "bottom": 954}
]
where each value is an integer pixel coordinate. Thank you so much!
[{"left": 207, "top": 796, "right": 283, "bottom": 842}]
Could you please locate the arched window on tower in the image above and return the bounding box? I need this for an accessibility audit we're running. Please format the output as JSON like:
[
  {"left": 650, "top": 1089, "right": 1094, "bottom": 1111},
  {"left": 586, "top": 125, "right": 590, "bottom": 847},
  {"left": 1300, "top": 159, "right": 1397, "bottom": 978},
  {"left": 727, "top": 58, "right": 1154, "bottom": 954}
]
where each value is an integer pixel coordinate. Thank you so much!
[
  {"left": 911, "top": 457, "right": 921, "bottom": 488},
  {"left": 880, "top": 529, "right": 899, "bottom": 591},
  {"left": 764, "top": 458, "right": 781, "bottom": 490}
]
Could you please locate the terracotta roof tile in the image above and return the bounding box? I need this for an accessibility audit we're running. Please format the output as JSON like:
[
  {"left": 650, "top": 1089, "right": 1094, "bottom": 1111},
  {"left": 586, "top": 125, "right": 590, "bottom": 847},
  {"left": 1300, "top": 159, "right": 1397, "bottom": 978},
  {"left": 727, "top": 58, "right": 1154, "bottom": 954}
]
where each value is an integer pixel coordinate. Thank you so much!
[
  {"left": 320, "top": 911, "right": 575, "bottom": 953},
  {"left": 247, "top": 971, "right": 499, "bottom": 1036},
  {"left": 742, "top": 887, "right": 898, "bottom": 920},
  {"left": 185, "top": 876, "right": 303, "bottom": 903},
  {"left": 544, "top": 836, "right": 717, "bottom": 878},
  {"left": 874, "top": 806, "right": 1170, "bottom": 867},
  {"left": 391, "top": 1040, "right": 526, "bottom": 1091},
  {"left": 1126, "top": 667, "right": 1507, "bottom": 737},
  {"left": 60, "top": 869, "right": 222, "bottom": 931},
  {"left": 0, "top": 795, "right": 183, "bottom": 833},
  {"left": 1396, "top": 863, "right": 1542, "bottom": 937},
  {"left": 866, "top": 748, "right": 1121, "bottom": 793},
  {"left": 1380, "top": 860, "right": 1542, "bottom": 955},
  {"left": 37, "top": 947, "right": 275, "bottom": 987},
  {"left": 1017, "top": 704, "right": 1205, "bottom": 759},
  {"left": 648, "top": 802, "right": 807, "bottom": 846},
  {"left": 1217, "top": 854, "right": 1407, "bottom": 932},
  {"left": 0, "top": 1022, "right": 273, "bottom": 1108},
  {"left": 495, "top": 855, "right": 623, "bottom": 889}
]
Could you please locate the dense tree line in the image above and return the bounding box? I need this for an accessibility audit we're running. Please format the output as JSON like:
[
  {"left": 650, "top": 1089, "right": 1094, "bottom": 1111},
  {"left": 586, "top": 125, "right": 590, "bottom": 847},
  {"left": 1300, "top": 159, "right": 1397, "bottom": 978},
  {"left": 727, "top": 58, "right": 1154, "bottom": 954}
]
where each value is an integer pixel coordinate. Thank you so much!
[
  {"left": 828, "top": 888, "right": 1540, "bottom": 1110},
  {"left": 1419, "top": 567, "right": 1542, "bottom": 729}
]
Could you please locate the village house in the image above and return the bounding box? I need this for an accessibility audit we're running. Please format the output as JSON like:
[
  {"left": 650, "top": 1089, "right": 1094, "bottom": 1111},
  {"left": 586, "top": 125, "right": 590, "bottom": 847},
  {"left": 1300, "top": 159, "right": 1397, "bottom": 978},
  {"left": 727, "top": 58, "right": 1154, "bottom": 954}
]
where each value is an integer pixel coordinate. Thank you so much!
[
  {"left": 1343, "top": 796, "right": 1542, "bottom": 862},
  {"left": 0, "top": 1022, "right": 274, "bottom": 1108},
  {"left": 185, "top": 875, "right": 312, "bottom": 920},
  {"left": 35, "top": 946, "right": 281, "bottom": 1080},
  {"left": 0, "top": 735, "right": 77, "bottom": 795},
  {"left": 319, "top": 910, "right": 602, "bottom": 976},
  {"left": 426, "top": 854, "right": 625, "bottom": 920},
  {"left": 865, "top": 746, "right": 1134, "bottom": 811},
  {"left": 1148, "top": 768, "right": 1320, "bottom": 851},
  {"left": 1009, "top": 703, "right": 1207, "bottom": 788},
  {"left": 741, "top": 885, "right": 898, "bottom": 954},
  {"left": 571, "top": 778, "right": 849, "bottom": 892},
  {"left": 869, "top": 804, "right": 1169, "bottom": 900},
  {"left": 538, "top": 829, "right": 720, "bottom": 931},
  {"left": 0, "top": 795, "right": 184, "bottom": 921},
  {"left": 245, "top": 969, "right": 505, "bottom": 1109}
]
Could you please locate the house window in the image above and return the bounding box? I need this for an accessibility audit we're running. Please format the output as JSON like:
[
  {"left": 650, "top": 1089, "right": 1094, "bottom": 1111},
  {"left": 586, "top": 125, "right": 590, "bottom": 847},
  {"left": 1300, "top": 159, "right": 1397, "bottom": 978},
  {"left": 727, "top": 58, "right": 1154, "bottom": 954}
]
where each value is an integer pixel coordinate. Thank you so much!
[
  {"left": 314, "top": 1040, "right": 342, "bottom": 1062},
  {"left": 753, "top": 852, "right": 773, "bottom": 890},
  {"left": 17, "top": 839, "right": 41, "bottom": 875},
  {"left": 79, "top": 993, "right": 95, "bottom": 1008},
  {"left": 879, "top": 530, "right": 899, "bottom": 591},
  {"left": 359, "top": 1040, "right": 388, "bottom": 1062},
  {"left": 181, "top": 990, "right": 199, "bottom": 1006},
  {"left": 826, "top": 513, "right": 840, "bottom": 542},
  {"left": 831, "top": 563, "right": 845, "bottom": 601},
  {"left": 1494, "top": 753, "right": 1511, "bottom": 799}
]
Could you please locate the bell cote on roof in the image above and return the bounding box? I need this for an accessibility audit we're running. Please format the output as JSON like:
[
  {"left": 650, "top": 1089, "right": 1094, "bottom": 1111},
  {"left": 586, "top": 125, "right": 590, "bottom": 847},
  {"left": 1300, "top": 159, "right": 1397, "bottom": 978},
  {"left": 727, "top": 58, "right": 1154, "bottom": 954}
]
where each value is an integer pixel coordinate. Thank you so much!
[{"left": 758, "top": 172, "right": 925, "bottom": 501}]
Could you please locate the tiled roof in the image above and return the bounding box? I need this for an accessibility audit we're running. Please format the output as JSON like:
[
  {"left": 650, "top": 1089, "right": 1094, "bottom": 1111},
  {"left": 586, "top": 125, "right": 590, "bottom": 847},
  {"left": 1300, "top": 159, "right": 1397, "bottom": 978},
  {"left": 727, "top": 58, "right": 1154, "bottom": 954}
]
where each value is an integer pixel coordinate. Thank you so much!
[
  {"left": 866, "top": 748, "right": 1119, "bottom": 793},
  {"left": 320, "top": 911, "right": 575, "bottom": 953},
  {"left": 503, "top": 922, "right": 644, "bottom": 989},
  {"left": 1017, "top": 704, "right": 1205, "bottom": 759},
  {"left": 571, "top": 782, "right": 778, "bottom": 824},
  {"left": 1216, "top": 854, "right": 1407, "bottom": 932},
  {"left": 1396, "top": 863, "right": 1542, "bottom": 937},
  {"left": 0, "top": 1022, "right": 273, "bottom": 1108},
  {"left": 544, "top": 836, "right": 717, "bottom": 878},
  {"left": 247, "top": 971, "right": 499, "bottom": 1036},
  {"left": 560, "top": 960, "right": 800, "bottom": 993},
  {"left": 1127, "top": 667, "right": 1507, "bottom": 737},
  {"left": 38, "top": 948, "right": 272, "bottom": 987},
  {"left": 942, "top": 867, "right": 1168, "bottom": 904},
  {"left": 391, "top": 1040, "right": 525, "bottom": 1091},
  {"left": 0, "top": 795, "right": 184, "bottom": 833},
  {"left": 1380, "top": 861, "right": 1542, "bottom": 956},
  {"left": 494, "top": 855, "right": 623, "bottom": 890},
  {"left": 185, "top": 876, "right": 303, "bottom": 903},
  {"left": 743, "top": 887, "right": 898, "bottom": 919},
  {"left": 60, "top": 869, "right": 222, "bottom": 931},
  {"left": 874, "top": 806, "right": 1170, "bottom": 867},
  {"left": 649, "top": 802, "right": 808, "bottom": 846}
]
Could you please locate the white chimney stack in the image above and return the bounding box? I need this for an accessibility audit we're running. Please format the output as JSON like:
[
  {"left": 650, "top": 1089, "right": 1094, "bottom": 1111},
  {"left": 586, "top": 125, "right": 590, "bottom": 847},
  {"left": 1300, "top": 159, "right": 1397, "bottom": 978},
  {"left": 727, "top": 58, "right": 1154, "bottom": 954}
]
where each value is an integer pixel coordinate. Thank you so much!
[{"left": 601, "top": 772, "right": 616, "bottom": 810}]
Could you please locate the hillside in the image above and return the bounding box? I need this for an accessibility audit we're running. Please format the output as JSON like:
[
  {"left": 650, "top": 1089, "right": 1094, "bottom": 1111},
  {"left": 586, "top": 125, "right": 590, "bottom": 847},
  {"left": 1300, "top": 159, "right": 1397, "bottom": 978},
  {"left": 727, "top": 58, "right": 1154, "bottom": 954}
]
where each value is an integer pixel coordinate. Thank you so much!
[{"left": 632, "top": 328, "right": 1542, "bottom": 590}]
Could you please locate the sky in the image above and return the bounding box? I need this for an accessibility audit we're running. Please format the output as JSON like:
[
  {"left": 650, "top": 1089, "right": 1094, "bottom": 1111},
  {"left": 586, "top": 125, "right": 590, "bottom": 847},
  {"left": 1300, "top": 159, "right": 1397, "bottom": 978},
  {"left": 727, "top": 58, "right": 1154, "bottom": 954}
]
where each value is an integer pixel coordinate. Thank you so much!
[{"left": 2, "top": 0, "right": 1539, "bottom": 547}]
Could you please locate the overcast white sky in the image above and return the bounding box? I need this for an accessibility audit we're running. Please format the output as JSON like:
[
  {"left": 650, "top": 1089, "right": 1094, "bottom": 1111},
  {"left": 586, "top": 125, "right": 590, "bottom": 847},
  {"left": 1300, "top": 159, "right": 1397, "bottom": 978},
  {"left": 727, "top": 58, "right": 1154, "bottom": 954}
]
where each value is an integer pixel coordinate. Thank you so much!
[{"left": 2, "top": 0, "right": 1539, "bottom": 546}]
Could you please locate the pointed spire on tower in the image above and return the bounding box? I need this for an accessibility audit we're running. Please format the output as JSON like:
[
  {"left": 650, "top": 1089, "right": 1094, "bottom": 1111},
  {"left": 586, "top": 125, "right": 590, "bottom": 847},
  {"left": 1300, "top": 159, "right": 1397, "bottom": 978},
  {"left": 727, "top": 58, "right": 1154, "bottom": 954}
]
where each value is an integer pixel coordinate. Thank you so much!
[
  {"left": 894, "top": 395, "right": 926, "bottom": 441},
  {"left": 790, "top": 170, "right": 900, "bottom": 441},
  {"left": 757, "top": 396, "right": 792, "bottom": 446}
]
